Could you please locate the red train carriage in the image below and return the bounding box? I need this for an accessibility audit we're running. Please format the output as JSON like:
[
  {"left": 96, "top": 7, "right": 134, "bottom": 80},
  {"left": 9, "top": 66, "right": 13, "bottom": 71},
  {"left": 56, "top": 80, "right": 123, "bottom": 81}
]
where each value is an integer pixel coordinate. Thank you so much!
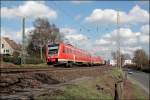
[
  {"left": 91, "top": 56, "right": 102, "bottom": 65},
  {"left": 45, "top": 42, "right": 104, "bottom": 67}
]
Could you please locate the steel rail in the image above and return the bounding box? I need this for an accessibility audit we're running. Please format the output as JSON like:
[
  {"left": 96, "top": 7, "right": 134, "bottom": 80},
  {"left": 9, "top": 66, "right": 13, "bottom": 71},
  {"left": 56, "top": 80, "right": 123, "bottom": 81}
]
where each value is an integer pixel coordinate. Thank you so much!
[{"left": 0, "top": 65, "right": 112, "bottom": 73}]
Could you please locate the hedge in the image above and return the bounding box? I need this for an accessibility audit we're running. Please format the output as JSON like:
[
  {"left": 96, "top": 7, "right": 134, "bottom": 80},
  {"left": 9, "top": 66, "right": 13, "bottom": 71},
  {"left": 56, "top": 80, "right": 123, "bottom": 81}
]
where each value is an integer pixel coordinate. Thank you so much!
[
  {"left": 3, "top": 56, "right": 21, "bottom": 65},
  {"left": 3, "top": 56, "right": 44, "bottom": 65},
  {"left": 25, "top": 57, "right": 44, "bottom": 64}
]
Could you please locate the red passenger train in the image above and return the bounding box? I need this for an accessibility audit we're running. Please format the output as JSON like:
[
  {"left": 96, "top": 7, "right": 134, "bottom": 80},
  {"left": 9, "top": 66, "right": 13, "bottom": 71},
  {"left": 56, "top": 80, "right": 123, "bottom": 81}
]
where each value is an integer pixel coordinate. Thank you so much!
[{"left": 45, "top": 42, "right": 105, "bottom": 67}]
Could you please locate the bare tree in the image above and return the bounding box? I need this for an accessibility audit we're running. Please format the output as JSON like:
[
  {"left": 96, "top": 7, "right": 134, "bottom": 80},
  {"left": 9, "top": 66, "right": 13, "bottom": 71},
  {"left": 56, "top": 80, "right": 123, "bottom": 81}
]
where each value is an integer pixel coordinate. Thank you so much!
[
  {"left": 111, "top": 51, "right": 117, "bottom": 60},
  {"left": 132, "top": 49, "right": 149, "bottom": 70},
  {"left": 111, "top": 51, "right": 125, "bottom": 67},
  {"left": 123, "top": 53, "right": 131, "bottom": 60},
  {"left": 27, "top": 18, "right": 63, "bottom": 59}
]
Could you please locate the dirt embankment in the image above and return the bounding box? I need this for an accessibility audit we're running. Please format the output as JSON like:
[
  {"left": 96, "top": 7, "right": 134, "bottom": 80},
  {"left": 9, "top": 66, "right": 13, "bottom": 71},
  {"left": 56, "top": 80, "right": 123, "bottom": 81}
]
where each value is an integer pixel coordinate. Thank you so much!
[
  {"left": 0, "top": 67, "right": 147, "bottom": 100},
  {"left": 0, "top": 67, "right": 112, "bottom": 99}
]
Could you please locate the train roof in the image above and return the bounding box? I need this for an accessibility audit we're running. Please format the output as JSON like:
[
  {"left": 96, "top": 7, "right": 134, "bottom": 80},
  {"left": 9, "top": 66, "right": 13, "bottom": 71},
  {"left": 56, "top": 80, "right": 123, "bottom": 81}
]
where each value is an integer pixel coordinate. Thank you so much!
[
  {"left": 62, "top": 43, "right": 91, "bottom": 55},
  {"left": 47, "top": 42, "right": 104, "bottom": 59}
]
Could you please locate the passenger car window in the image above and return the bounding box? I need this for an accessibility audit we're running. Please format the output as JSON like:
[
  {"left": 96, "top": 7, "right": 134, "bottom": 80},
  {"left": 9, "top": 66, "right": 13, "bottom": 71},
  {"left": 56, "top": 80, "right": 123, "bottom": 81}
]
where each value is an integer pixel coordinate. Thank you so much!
[
  {"left": 65, "top": 47, "right": 68, "bottom": 53},
  {"left": 62, "top": 46, "right": 65, "bottom": 53}
]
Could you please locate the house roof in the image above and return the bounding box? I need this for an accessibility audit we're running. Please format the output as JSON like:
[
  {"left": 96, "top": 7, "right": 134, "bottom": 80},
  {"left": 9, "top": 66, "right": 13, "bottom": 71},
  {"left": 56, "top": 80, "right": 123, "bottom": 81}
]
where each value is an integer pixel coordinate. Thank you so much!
[{"left": 3, "top": 37, "right": 21, "bottom": 51}]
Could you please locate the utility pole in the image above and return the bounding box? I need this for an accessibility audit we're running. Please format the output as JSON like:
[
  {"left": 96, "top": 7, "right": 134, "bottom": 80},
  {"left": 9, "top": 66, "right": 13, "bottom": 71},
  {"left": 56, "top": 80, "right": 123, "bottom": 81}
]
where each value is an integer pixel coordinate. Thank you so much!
[
  {"left": 117, "top": 11, "right": 121, "bottom": 69},
  {"left": 21, "top": 17, "right": 25, "bottom": 65},
  {"left": 117, "top": 11, "right": 124, "bottom": 100}
]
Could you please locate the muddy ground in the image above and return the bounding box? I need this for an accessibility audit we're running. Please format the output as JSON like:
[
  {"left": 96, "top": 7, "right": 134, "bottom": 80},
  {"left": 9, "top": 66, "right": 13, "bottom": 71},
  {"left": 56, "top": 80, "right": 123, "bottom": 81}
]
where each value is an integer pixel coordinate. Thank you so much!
[
  {"left": 0, "top": 67, "right": 148, "bottom": 100},
  {"left": 0, "top": 67, "right": 111, "bottom": 99}
]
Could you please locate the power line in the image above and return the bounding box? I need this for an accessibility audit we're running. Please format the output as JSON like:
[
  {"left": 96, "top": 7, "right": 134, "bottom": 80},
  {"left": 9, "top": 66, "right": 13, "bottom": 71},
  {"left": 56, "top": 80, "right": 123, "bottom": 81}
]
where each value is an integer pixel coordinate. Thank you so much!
[
  {"left": 51, "top": 2, "right": 96, "bottom": 34},
  {"left": 51, "top": 2, "right": 113, "bottom": 58}
]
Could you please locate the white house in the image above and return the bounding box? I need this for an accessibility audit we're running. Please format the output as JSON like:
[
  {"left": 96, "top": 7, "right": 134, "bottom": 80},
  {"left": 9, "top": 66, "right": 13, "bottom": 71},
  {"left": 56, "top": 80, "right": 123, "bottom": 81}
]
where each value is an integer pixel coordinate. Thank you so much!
[
  {"left": 109, "top": 60, "right": 117, "bottom": 66},
  {"left": 108, "top": 59, "right": 133, "bottom": 66},
  {"left": 123, "top": 59, "right": 133, "bottom": 65},
  {"left": 0, "top": 37, "right": 21, "bottom": 55}
]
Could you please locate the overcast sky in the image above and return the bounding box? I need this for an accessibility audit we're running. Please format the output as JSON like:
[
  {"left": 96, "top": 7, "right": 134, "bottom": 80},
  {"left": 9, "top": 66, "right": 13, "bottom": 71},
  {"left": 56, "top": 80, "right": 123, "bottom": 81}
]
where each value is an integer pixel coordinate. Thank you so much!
[{"left": 1, "top": 1, "right": 149, "bottom": 59}]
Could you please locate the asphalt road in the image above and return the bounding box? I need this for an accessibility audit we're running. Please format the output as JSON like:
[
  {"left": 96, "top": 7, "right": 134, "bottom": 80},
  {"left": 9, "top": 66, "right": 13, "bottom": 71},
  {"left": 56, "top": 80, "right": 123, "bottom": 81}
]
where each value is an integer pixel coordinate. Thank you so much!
[{"left": 124, "top": 69, "right": 149, "bottom": 94}]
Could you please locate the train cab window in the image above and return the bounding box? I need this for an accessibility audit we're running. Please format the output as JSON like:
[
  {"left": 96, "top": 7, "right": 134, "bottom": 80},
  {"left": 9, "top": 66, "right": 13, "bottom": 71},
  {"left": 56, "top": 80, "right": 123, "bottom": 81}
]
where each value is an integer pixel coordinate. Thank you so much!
[{"left": 48, "top": 44, "right": 59, "bottom": 55}]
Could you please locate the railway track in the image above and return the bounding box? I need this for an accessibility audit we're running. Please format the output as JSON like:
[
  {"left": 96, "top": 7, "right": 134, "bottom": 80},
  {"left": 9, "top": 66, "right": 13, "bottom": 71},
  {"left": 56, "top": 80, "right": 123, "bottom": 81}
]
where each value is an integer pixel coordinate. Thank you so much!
[
  {"left": 0, "top": 65, "right": 112, "bottom": 73},
  {"left": 0, "top": 67, "right": 54, "bottom": 73}
]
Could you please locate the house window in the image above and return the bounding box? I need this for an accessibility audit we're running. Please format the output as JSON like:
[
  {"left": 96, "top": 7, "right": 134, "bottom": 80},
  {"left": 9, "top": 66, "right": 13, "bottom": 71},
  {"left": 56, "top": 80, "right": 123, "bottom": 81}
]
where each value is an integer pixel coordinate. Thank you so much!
[
  {"left": 6, "top": 50, "right": 9, "bottom": 52},
  {"left": 2, "top": 44, "right": 4, "bottom": 48}
]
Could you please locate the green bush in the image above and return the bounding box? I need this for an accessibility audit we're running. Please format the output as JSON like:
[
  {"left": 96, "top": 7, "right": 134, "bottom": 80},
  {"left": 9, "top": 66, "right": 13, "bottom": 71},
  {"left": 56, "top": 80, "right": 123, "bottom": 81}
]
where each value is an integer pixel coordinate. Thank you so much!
[
  {"left": 141, "top": 66, "right": 150, "bottom": 73},
  {"left": 3, "top": 55, "right": 44, "bottom": 65},
  {"left": 13, "top": 57, "right": 21, "bottom": 65},
  {"left": 3, "top": 56, "right": 12, "bottom": 62},
  {"left": 24, "top": 57, "right": 44, "bottom": 64},
  {"left": 3, "top": 56, "right": 21, "bottom": 65}
]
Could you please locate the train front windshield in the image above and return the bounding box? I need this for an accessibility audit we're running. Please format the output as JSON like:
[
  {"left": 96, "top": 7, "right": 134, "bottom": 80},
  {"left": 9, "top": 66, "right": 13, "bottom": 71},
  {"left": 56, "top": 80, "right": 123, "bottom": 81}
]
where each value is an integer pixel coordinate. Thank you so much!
[{"left": 48, "top": 44, "right": 59, "bottom": 55}]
